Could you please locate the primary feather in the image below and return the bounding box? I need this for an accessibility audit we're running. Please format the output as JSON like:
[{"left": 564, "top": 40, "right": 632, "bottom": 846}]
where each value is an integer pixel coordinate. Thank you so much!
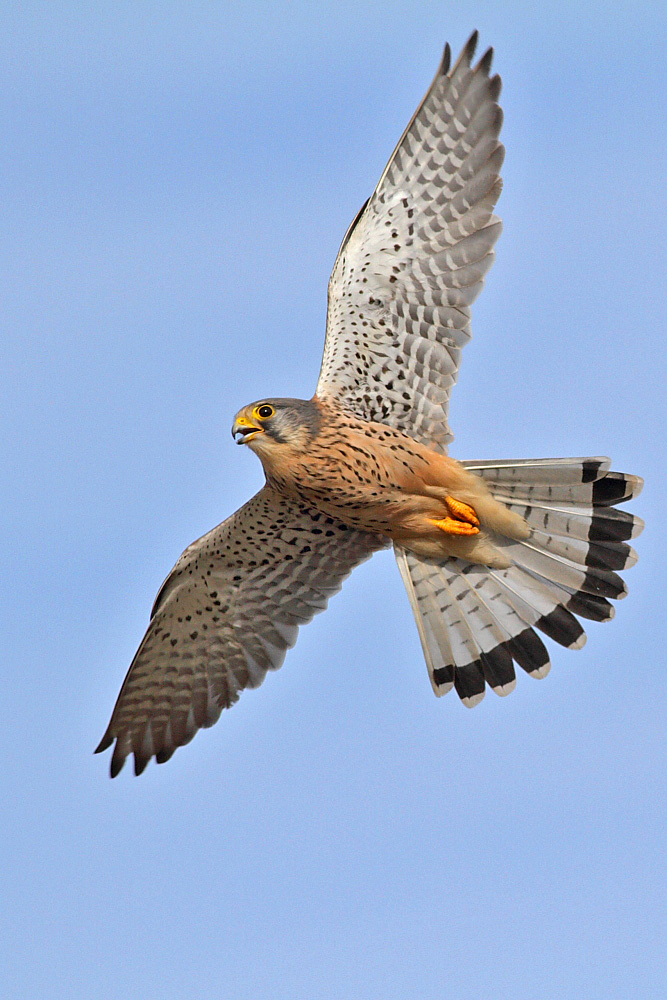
[{"left": 317, "top": 31, "right": 503, "bottom": 451}]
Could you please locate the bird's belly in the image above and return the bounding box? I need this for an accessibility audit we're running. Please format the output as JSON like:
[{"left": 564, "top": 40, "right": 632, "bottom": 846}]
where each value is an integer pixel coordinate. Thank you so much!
[
  {"left": 266, "top": 441, "right": 529, "bottom": 567},
  {"left": 268, "top": 468, "right": 442, "bottom": 536}
]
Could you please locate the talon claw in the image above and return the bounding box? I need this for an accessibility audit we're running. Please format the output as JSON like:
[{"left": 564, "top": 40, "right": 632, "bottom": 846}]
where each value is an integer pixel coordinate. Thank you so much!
[
  {"left": 444, "top": 496, "right": 480, "bottom": 526},
  {"left": 428, "top": 496, "right": 481, "bottom": 536},
  {"left": 430, "top": 516, "right": 480, "bottom": 536}
]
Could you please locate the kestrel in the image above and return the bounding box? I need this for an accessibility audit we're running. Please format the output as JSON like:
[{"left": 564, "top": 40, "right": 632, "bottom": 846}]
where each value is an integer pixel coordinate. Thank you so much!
[{"left": 97, "top": 33, "right": 643, "bottom": 777}]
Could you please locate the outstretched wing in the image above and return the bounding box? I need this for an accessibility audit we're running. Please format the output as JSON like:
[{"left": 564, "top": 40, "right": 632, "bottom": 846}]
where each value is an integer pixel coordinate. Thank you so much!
[
  {"left": 96, "top": 487, "right": 386, "bottom": 776},
  {"left": 316, "top": 32, "right": 503, "bottom": 452}
]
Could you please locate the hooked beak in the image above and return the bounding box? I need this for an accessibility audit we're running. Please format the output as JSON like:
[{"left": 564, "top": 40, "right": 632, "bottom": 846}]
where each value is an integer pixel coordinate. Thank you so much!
[{"left": 232, "top": 414, "right": 263, "bottom": 444}]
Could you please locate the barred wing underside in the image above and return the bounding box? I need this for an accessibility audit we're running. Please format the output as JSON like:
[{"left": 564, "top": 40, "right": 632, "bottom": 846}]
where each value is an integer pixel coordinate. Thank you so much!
[
  {"left": 316, "top": 32, "right": 503, "bottom": 451},
  {"left": 96, "top": 488, "right": 385, "bottom": 776}
]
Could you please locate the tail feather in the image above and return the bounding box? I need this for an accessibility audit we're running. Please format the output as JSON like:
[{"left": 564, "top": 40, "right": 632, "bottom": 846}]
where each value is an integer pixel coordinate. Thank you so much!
[
  {"left": 454, "top": 571, "right": 518, "bottom": 696},
  {"left": 505, "top": 629, "right": 551, "bottom": 679},
  {"left": 426, "top": 568, "right": 488, "bottom": 704},
  {"left": 441, "top": 566, "right": 517, "bottom": 699},
  {"left": 592, "top": 472, "right": 643, "bottom": 506},
  {"left": 496, "top": 538, "right": 627, "bottom": 600},
  {"left": 395, "top": 548, "right": 455, "bottom": 694},
  {"left": 490, "top": 499, "right": 643, "bottom": 543},
  {"left": 464, "top": 456, "right": 611, "bottom": 484},
  {"left": 521, "top": 528, "right": 636, "bottom": 571},
  {"left": 446, "top": 610, "right": 487, "bottom": 707},
  {"left": 396, "top": 457, "right": 641, "bottom": 705},
  {"left": 489, "top": 564, "right": 586, "bottom": 649},
  {"left": 458, "top": 563, "right": 552, "bottom": 677},
  {"left": 567, "top": 591, "right": 615, "bottom": 623},
  {"left": 470, "top": 462, "right": 643, "bottom": 507}
]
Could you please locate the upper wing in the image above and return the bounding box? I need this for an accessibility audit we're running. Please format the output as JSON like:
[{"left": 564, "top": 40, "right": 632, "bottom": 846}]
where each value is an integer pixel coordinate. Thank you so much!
[
  {"left": 96, "top": 487, "right": 386, "bottom": 776},
  {"left": 316, "top": 32, "right": 503, "bottom": 452}
]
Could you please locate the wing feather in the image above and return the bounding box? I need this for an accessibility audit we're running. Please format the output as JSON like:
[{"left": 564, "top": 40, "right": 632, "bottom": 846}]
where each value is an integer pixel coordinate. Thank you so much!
[
  {"left": 316, "top": 33, "right": 503, "bottom": 451},
  {"left": 96, "top": 487, "right": 386, "bottom": 775}
]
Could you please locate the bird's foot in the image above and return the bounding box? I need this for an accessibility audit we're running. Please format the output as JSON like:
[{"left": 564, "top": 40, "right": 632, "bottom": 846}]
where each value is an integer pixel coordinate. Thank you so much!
[{"left": 429, "top": 496, "right": 480, "bottom": 536}]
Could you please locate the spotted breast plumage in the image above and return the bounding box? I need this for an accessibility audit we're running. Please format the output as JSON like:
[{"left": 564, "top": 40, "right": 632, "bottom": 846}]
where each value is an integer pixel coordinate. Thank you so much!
[{"left": 96, "top": 33, "right": 643, "bottom": 776}]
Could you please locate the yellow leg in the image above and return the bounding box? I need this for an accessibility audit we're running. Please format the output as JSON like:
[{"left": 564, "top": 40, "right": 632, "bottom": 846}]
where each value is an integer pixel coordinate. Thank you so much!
[{"left": 429, "top": 496, "right": 480, "bottom": 536}]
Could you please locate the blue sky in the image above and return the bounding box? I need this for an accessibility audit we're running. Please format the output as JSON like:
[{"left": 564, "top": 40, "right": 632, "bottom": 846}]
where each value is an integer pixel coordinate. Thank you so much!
[{"left": 2, "top": 3, "right": 665, "bottom": 998}]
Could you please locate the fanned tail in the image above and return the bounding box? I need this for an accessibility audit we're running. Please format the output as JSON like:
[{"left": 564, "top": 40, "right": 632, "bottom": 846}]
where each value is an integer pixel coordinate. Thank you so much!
[{"left": 396, "top": 457, "right": 643, "bottom": 705}]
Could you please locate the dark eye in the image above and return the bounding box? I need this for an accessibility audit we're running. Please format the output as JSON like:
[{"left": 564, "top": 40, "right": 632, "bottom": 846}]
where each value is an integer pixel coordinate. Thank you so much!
[{"left": 257, "top": 405, "right": 274, "bottom": 419}]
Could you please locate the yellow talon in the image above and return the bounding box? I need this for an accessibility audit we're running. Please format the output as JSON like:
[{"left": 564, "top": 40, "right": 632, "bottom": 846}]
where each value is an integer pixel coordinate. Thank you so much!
[
  {"left": 429, "top": 516, "right": 480, "bottom": 536},
  {"left": 428, "top": 496, "right": 481, "bottom": 536},
  {"left": 444, "top": 496, "right": 480, "bottom": 527}
]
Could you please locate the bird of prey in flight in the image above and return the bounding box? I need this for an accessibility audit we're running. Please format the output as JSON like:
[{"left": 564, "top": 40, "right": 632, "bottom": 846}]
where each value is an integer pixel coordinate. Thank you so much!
[{"left": 96, "top": 33, "right": 642, "bottom": 777}]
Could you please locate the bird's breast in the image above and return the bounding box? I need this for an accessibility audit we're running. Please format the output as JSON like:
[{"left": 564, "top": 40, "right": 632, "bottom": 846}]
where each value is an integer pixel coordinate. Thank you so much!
[{"left": 261, "top": 413, "right": 454, "bottom": 525}]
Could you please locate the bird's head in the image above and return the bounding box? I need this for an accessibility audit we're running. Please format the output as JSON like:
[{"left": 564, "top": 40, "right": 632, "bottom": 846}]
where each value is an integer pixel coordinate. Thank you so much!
[{"left": 231, "top": 398, "right": 321, "bottom": 455}]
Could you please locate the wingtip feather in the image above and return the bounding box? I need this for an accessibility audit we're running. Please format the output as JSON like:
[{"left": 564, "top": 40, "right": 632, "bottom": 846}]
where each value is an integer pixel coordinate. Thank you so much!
[
  {"left": 440, "top": 42, "right": 451, "bottom": 75},
  {"left": 109, "top": 749, "right": 125, "bottom": 779},
  {"left": 488, "top": 72, "right": 502, "bottom": 101},
  {"left": 94, "top": 731, "right": 113, "bottom": 754},
  {"left": 477, "top": 46, "right": 494, "bottom": 75},
  {"left": 134, "top": 754, "right": 150, "bottom": 777},
  {"left": 466, "top": 30, "right": 479, "bottom": 62}
]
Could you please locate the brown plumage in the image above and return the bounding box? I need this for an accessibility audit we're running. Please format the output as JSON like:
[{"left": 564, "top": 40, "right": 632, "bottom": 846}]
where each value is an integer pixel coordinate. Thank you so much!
[
  {"left": 235, "top": 396, "right": 528, "bottom": 566},
  {"left": 96, "top": 34, "right": 642, "bottom": 777}
]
